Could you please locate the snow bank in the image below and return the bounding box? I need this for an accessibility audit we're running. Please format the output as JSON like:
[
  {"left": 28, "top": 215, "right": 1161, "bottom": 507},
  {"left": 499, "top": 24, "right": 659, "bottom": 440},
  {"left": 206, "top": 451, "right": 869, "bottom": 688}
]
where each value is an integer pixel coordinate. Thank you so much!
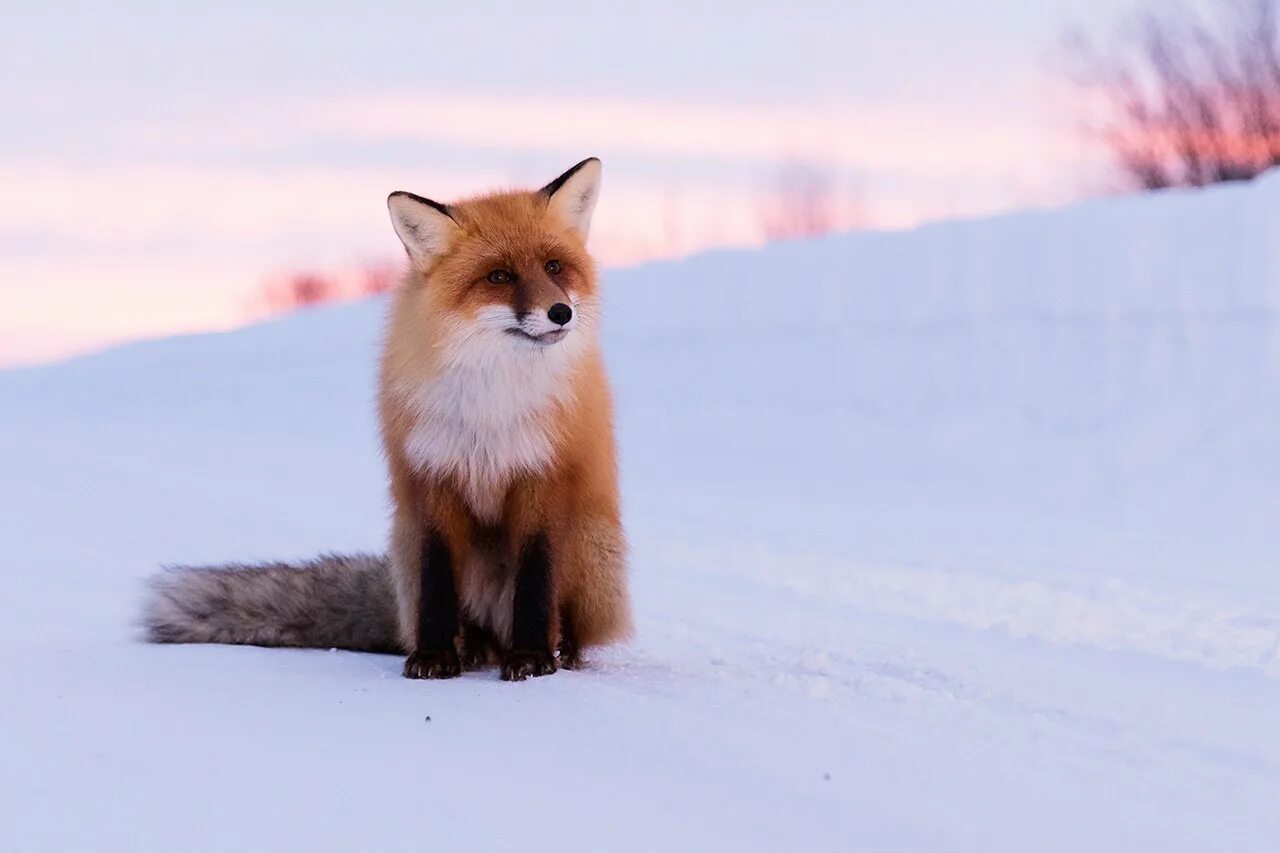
[{"left": 2, "top": 174, "right": 1278, "bottom": 851}]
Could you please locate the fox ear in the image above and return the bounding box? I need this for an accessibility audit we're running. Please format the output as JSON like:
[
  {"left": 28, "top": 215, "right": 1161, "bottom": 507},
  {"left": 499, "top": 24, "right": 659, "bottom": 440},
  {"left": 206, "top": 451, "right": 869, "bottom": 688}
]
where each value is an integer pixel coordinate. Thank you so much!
[
  {"left": 541, "top": 158, "right": 602, "bottom": 240},
  {"left": 387, "top": 191, "right": 460, "bottom": 270}
]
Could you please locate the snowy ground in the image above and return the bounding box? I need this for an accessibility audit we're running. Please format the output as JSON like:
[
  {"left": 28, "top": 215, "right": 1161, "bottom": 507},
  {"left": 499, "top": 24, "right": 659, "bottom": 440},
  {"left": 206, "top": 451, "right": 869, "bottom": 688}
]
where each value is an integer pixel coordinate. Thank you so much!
[{"left": 3, "top": 174, "right": 1279, "bottom": 851}]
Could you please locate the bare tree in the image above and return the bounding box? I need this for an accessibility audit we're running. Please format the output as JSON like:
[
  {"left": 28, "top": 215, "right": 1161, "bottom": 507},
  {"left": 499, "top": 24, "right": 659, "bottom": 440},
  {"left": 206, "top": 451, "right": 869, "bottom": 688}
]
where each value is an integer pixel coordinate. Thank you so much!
[
  {"left": 256, "top": 262, "right": 401, "bottom": 318},
  {"left": 758, "top": 161, "right": 864, "bottom": 241},
  {"left": 359, "top": 263, "right": 397, "bottom": 297},
  {"left": 1068, "top": 0, "right": 1280, "bottom": 189},
  {"left": 262, "top": 271, "right": 340, "bottom": 314}
]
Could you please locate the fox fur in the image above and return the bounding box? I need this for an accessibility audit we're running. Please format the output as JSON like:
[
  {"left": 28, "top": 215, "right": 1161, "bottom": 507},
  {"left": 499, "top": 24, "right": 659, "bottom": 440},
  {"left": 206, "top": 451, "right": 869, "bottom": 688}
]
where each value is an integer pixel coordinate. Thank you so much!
[{"left": 144, "top": 158, "right": 632, "bottom": 680}]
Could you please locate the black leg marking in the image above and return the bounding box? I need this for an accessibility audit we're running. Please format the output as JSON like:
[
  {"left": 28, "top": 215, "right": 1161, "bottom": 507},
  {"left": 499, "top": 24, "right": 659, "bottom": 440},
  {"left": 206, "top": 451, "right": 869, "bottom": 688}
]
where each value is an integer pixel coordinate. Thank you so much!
[
  {"left": 502, "top": 533, "right": 558, "bottom": 682},
  {"left": 403, "top": 530, "right": 461, "bottom": 680},
  {"left": 559, "top": 605, "right": 582, "bottom": 670},
  {"left": 460, "top": 621, "right": 497, "bottom": 671}
]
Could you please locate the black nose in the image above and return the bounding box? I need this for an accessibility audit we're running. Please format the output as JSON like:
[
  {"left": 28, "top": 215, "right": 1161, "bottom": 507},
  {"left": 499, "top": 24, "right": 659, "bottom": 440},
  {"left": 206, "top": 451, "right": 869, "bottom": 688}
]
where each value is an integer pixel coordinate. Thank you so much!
[{"left": 547, "top": 303, "right": 572, "bottom": 326}]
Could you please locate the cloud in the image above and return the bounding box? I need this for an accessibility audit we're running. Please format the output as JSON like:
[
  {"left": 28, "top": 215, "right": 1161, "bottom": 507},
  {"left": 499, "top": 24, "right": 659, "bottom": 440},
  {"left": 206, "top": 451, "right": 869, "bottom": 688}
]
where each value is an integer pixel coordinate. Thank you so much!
[
  {"left": 0, "top": 157, "right": 767, "bottom": 264},
  {"left": 1, "top": 86, "right": 1095, "bottom": 366},
  {"left": 114, "top": 87, "right": 1081, "bottom": 182},
  {"left": 1, "top": 255, "right": 261, "bottom": 366},
  {"left": 323, "top": 90, "right": 1073, "bottom": 175}
]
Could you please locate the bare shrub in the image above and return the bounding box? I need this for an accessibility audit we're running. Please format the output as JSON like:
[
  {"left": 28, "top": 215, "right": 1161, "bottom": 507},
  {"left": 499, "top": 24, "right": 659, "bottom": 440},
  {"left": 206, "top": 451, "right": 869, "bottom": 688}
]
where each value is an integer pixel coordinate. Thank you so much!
[
  {"left": 1068, "top": 0, "right": 1280, "bottom": 189},
  {"left": 759, "top": 162, "right": 864, "bottom": 241}
]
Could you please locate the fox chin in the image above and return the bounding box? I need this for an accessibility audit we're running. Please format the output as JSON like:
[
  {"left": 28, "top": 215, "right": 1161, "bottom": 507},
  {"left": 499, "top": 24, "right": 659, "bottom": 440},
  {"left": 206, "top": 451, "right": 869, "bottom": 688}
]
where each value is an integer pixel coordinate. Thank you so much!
[{"left": 143, "top": 158, "right": 632, "bottom": 682}]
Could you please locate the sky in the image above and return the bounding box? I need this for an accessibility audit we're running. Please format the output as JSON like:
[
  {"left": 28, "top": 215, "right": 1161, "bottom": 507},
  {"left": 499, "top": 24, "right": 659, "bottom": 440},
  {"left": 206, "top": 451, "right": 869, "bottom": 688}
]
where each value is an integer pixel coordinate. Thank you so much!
[{"left": 1, "top": 0, "right": 1146, "bottom": 366}]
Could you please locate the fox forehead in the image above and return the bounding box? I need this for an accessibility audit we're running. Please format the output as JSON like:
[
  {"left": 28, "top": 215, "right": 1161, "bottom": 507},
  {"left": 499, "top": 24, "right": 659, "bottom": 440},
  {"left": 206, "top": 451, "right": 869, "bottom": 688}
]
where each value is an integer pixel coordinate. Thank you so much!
[{"left": 449, "top": 191, "right": 584, "bottom": 260}]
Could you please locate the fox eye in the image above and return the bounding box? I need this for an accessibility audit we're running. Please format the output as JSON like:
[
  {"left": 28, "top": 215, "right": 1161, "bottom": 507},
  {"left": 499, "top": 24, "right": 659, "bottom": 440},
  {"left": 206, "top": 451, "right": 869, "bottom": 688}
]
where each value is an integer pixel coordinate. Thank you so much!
[
  {"left": 544, "top": 259, "right": 562, "bottom": 275},
  {"left": 487, "top": 269, "right": 515, "bottom": 285}
]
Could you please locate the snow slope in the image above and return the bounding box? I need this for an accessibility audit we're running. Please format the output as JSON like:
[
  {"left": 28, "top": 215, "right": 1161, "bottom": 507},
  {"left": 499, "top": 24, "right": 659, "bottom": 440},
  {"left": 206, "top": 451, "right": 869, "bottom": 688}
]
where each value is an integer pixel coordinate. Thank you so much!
[{"left": 2, "top": 174, "right": 1279, "bottom": 851}]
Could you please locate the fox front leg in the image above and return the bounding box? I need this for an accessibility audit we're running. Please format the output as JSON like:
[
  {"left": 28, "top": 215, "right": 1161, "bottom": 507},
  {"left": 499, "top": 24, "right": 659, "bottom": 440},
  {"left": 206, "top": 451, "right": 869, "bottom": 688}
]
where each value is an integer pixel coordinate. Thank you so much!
[
  {"left": 460, "top": 620, "right": 497, "bottom": 671},
  {"left": 557, "top": 604, "right": 582, "bottom": 670},
  {"left": 501, "top": 533, "right": 558, "bottom": 681},
  {"left": 403, "top": 530, "right": 462, "bottom": 679}
]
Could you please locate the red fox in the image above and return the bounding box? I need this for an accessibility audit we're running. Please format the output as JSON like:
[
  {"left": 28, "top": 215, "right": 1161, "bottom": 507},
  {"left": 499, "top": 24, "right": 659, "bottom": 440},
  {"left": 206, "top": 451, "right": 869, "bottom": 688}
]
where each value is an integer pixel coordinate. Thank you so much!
[{"left": 144, "top": 158, "right": 631, "bottom": 681}]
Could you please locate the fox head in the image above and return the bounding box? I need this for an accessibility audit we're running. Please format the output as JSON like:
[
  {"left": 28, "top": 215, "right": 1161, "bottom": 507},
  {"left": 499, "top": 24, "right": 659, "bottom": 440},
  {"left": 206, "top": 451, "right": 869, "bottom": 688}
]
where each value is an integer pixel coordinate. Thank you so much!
[{"left": 387, "top": 159, "right": 602, "bottom": 352}]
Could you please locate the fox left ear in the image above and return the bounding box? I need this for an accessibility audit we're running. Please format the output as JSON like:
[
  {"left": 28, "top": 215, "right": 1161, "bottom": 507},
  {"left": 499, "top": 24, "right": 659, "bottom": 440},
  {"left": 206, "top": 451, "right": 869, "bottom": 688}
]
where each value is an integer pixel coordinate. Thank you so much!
[
  {"left": 387, "top": 191, "right": 461, "bottom": 272},
  {"left": 541, "top": 158, "right": 602, "bottom": 240}
]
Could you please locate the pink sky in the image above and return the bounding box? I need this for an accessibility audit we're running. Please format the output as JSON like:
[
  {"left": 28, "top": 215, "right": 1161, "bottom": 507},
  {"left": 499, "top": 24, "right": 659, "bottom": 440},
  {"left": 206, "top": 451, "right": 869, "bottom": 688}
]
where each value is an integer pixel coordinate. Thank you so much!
[{"left": 1, "top": 2, "right": 1124, "bottom": 367}]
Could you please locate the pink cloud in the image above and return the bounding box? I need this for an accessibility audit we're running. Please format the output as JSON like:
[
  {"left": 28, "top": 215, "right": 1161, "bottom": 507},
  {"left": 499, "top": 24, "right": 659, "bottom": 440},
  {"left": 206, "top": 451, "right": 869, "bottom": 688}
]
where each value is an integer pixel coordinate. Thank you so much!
[{"left": 2, "top": 87, "right": 1098, "bottom": 366}]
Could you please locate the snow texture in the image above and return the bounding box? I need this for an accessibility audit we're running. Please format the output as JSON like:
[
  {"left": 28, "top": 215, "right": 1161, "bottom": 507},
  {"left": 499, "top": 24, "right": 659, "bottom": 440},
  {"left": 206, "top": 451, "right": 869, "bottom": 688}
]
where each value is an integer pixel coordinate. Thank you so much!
[{"left": 2, "top": 173, "right": 1279, "bottom": 851}]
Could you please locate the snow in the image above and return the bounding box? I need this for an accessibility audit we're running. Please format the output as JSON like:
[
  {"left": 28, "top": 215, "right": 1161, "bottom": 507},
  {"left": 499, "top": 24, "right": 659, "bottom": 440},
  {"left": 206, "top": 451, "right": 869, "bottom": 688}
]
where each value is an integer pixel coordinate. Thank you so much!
[{"left": 3, "top": 173, "right": 1279, "bottom": 851}]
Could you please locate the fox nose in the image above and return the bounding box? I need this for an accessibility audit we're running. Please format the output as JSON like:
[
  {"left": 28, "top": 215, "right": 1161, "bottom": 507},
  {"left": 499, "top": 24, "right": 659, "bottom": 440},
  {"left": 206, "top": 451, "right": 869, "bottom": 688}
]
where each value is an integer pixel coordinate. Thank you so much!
[{"left": 547, "top": 303, "right": 573, "bottom": 326}]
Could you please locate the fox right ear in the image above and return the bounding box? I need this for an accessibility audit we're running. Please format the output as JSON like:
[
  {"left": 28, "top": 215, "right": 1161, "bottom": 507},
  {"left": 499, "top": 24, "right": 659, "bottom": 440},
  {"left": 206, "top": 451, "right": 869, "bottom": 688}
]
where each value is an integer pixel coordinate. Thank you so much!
[
  {"left": 541, "top": 157, "right": 602, "bottom": 240},
  {"left": 387, "top": 192, "right": 460, "bottom": 270}
]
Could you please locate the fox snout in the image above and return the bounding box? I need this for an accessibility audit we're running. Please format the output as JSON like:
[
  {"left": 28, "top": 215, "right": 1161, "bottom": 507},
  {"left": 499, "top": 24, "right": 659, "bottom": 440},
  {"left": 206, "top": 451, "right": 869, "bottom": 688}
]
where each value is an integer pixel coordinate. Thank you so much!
[
  {"left": 495, "top": 292, "right": 578, "bottom": 346},
  {"left": 508, "top": 300, "right": 575, "bottom": 345}
]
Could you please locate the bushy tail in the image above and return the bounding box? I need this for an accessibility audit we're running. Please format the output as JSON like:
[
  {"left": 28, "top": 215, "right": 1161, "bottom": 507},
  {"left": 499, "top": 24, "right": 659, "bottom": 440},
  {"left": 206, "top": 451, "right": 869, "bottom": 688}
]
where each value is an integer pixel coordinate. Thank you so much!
[{"left": 143, "top": 553, "right": 403, "bottom": 654}]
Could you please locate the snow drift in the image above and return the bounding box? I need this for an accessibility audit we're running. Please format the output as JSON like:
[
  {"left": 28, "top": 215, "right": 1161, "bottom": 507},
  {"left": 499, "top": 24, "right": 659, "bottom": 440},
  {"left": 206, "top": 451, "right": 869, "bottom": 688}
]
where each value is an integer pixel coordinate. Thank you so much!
[{"left": 1, "top": 173, "right": 1278, "bottom": 851}]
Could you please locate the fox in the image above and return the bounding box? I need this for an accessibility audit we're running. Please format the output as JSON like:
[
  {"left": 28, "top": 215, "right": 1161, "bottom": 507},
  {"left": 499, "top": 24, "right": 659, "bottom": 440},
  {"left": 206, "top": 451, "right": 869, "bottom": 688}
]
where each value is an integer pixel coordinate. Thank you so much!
[{"left": 143, "top": 158, "right": 631, "bottom": 681}]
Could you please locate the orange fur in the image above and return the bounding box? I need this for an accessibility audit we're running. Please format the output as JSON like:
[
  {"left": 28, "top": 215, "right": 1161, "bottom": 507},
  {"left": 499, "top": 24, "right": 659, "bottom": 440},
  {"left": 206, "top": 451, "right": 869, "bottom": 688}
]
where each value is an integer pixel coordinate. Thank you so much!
[{"left": 380, "top": 160, "right": 631, "bottom": 678}]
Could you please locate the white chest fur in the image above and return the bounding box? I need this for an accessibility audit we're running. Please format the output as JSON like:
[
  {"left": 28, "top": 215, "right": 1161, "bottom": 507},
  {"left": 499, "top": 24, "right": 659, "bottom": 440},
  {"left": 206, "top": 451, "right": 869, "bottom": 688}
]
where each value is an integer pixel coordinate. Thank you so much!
[{"left": 397, "top": 318, "right": 587, "bottom": 520}]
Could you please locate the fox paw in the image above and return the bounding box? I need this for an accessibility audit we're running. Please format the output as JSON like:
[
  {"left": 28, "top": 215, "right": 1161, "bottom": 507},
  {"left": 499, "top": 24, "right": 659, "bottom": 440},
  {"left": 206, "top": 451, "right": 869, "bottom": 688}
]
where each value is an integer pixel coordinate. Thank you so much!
[
  {"left": 501, "top": 649, "right": 558, "bottom": 682},
  {"left": 403, "top": 649, "right": 461, "bottom": 680},
  {"left": 460, "top": 625, "right": 495, "bottom": 671},
  {"left": 558, "top": 645, "right": 583, "bottom": 670},
  {"left": 461, "top": 644, "right": 491, "bottom": 671}
]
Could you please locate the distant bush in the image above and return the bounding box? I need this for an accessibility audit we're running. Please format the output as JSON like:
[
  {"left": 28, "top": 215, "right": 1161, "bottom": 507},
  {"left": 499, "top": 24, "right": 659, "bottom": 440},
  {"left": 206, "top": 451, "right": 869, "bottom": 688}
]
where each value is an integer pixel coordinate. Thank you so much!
[
  {"left": 258, "top": 262, "right": 398, "bottom": 316},
  {"left": 758, "top": 162, "right": 864, "bottom": 241},
  {"left": 1068, "top": 0, "right": 1280, "bottom": 189}
]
